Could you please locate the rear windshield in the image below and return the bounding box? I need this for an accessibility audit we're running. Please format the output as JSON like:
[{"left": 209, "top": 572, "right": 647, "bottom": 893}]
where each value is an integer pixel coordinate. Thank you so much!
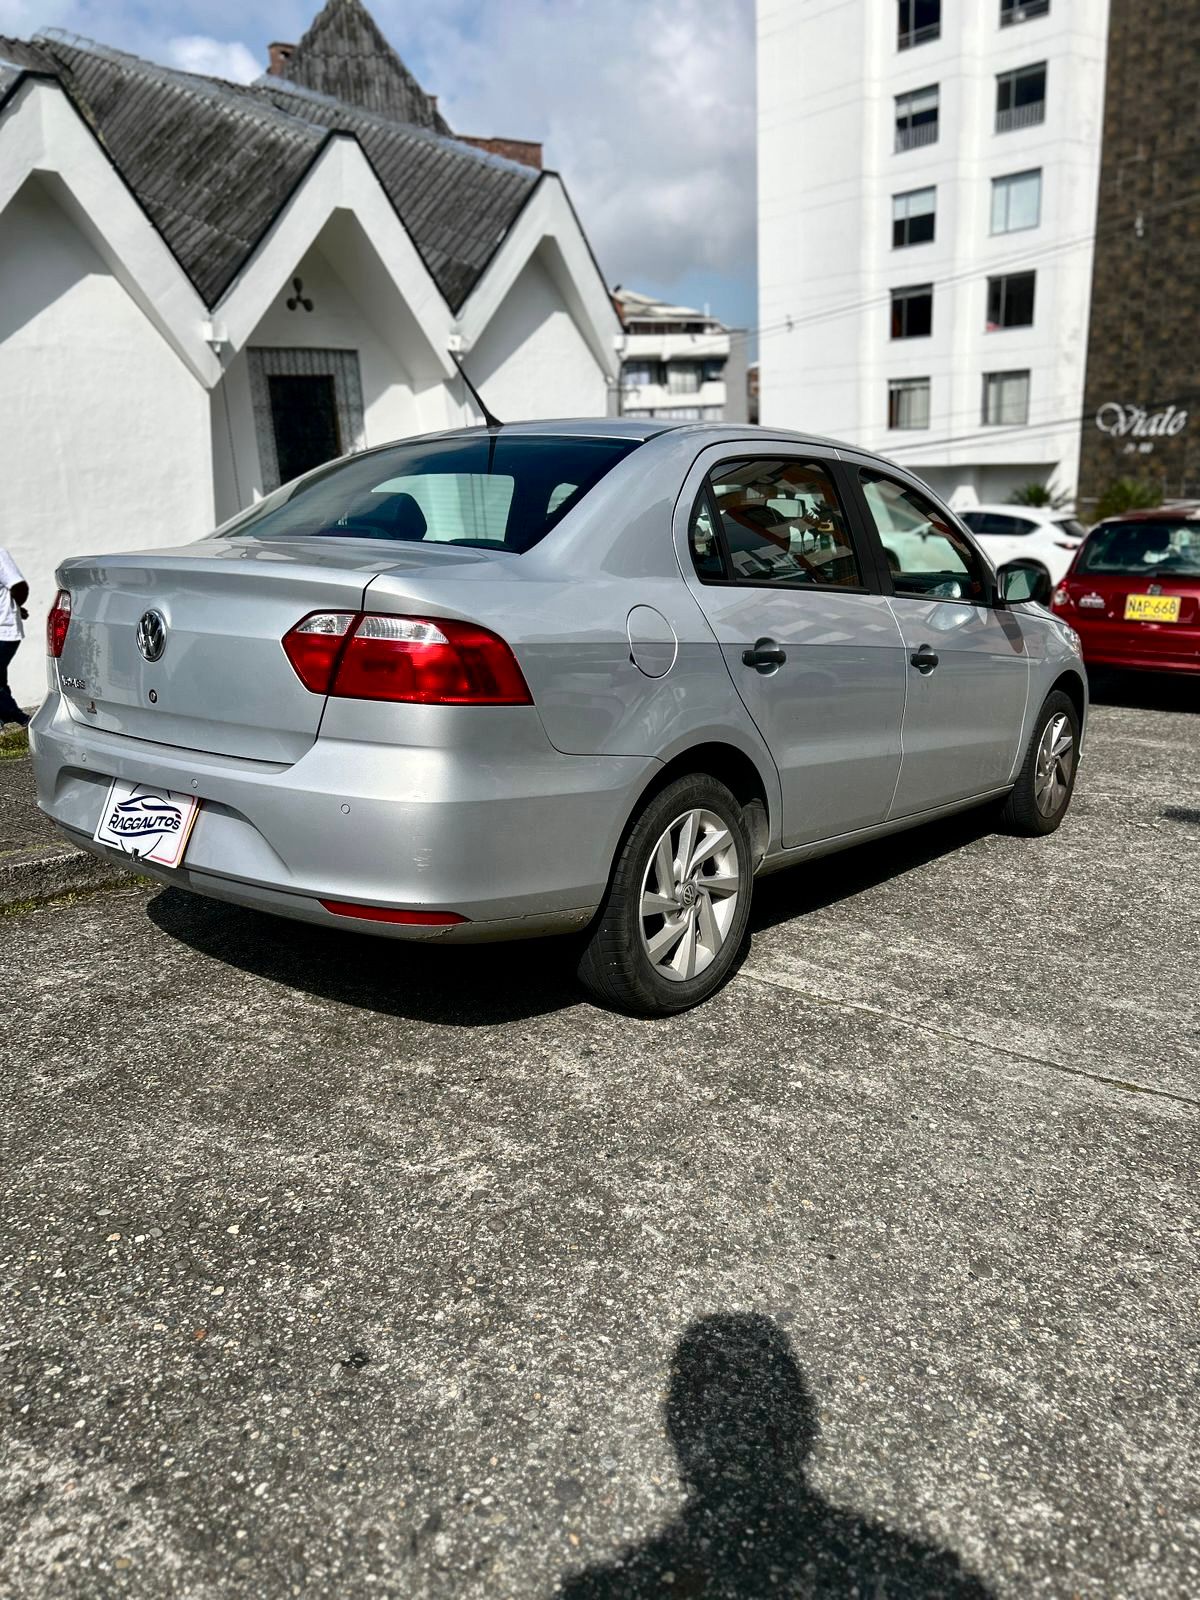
[
  {"left": 215, "top": 435, "right": 639, "bottom": 554},
  {"left": 1054, "top": 517, "right": 1086, "bottom": 540},
  {"left": 1078, "top": 519, "right": 1200, "bottom": 577}
]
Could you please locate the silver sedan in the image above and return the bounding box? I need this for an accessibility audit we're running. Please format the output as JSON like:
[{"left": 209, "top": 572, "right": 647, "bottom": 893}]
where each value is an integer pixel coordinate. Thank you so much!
[{"left": 31, "top": 420, "right": 1086, "bottom": 1014}]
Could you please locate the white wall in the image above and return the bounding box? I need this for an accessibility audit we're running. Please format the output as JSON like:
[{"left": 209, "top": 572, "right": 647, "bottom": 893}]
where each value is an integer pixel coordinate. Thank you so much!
[
  {"left": 0, "top": 177, "right": 211, "bottom": 706},
  {"left": 758, "top": 0, "right": 1110, "bottom": 504},
  {"left": 465, "top": 247, "right": 608, "bottom": 420}
]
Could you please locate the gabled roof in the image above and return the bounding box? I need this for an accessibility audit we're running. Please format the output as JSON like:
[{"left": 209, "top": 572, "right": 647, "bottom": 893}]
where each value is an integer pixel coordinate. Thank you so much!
[
  {"left": 282, "top": 0, "right": 449, "bottom": 132},
  {"left": 0, "top": 28, "right": 541, "bottom": 312}
]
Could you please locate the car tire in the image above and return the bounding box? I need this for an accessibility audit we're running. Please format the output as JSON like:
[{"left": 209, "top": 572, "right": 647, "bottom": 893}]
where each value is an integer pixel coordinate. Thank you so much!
[
  {"left": 998, "top": 689, "right": 1080, "bottom": 837},
  {"left": 578, "top": 774, "right": 754, "bottom": 1016}
]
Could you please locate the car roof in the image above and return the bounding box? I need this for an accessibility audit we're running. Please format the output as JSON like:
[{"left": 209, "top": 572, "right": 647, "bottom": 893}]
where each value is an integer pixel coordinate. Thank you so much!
[
  {"left": 1092, "top": 502, "right": 1200, "bottom": 523},
  {"left": 387, "top": 416, "right": 858, "bottom": 451}
]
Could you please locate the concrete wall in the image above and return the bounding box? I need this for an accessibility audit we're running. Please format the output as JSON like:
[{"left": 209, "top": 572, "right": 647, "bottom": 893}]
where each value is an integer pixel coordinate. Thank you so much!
[
  {"left": 758, "top": 0, "right": 1110, "bottom": 506},
  {"left": 465, "top": 248, "right": 608, "bottom": 421},
  {"left": 0, "top": 178, "right": 211, "bottom": 707}
]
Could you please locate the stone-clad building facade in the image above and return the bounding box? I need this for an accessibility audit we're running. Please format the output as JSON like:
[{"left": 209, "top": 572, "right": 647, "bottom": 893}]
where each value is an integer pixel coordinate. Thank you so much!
[{"left": 1078, "top": 0, "right": 1200, "bottom": 510}]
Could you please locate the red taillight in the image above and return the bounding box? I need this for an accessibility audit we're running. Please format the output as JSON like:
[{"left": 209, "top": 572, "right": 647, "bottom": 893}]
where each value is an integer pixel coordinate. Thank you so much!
[
  {"left": 281, "top": 611, "right": 357, "bottom": 692},
  {"left": 47, "top": 590, "right": 72, "bottom": 658},
  {"left": 319, "top": 900, "right": 467, "bottom": 926},
  {"left": 1052, "top": 585, "right": 1071, "bottom": 608},
  {"left": 283, "top": 612, "right": 532, "bottom": 706}
]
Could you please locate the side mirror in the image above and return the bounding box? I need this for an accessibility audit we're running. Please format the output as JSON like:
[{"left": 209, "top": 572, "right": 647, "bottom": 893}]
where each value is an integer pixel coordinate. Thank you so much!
[{"left": 998, "top": 562, "right": 1052, "bottom": 607}]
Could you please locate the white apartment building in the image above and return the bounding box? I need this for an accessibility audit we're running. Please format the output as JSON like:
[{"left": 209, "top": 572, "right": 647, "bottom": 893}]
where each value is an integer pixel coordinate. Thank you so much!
[
  {"left": 757, "top": 0, "right": 1110, "bottom": 507},
  {"left": 613, "top": 288, "right": 746, "bottom": 423}
]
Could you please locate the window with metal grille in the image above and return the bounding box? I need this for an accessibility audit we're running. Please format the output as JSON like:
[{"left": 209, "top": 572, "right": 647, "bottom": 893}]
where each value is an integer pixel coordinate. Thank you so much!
[
  {"left": 996, "top": 63, "right": 1046, "bottom": 133},
  {"left": 991, "top": 169, "right": 1041, "bottom": 233},
  {"left": 893, "top": 186, "right": 936, "bottom": 246},
  {"left": 898, "top": 0, "right": 940, "bottom": 49},
  {"left": 1000, "top": 0, "right": 1049, "bottom": 25},
  {"left": 986, "top": 272, "right": 1036, "bottom": 330},
  {"left": 895, "top": 85, "right": 939, "bottom": 151},
  {"left": 888, "top": 377, "right": 931, "bottom": 429},
  {"left": 982, "top": 370, "right": 1030, "bottom": 425},
  {"left": 891, "top": 284, "right": 934, "bottom": 339}
]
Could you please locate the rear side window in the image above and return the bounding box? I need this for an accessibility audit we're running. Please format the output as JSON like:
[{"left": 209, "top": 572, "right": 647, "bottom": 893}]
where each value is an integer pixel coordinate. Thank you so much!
[
  {"left": 962, "top": 511, "right": 1036, "bottom": 538},
  {"left": 215, "top": 435, "right": 638, "bottom": 554},
  {"left": 689, "top": 458, "right": 864, "bottom": 588}
]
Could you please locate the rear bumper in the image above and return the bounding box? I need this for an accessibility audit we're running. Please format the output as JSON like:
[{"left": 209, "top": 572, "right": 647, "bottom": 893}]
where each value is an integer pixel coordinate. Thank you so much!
[
  {"left": 1072, "top": 619, "right": 1200, "bottom": 675},
  {"left": 30, "top": 694, "right": 657, "bottom": 941}
]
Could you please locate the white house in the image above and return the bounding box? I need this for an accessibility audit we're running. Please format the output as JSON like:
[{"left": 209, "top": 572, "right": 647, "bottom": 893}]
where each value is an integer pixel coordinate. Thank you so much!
[
  {"left": 757, "top": 0, "right": 1110, "bottom": 509},
  {"left": 0, "top": 0, "right": 620, "bottom": 706},
  {"left": 612, "top": 287, "right": 746, "bottom": 425}
]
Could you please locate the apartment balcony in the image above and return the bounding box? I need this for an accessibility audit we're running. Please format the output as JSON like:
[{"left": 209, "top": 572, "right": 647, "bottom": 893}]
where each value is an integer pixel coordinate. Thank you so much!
[
  {"left": 622, "top": 329, "right": 730, "bottom": 362},
  {"left": 619, "top": 380, "right": 727, "bottom": 416},
  {"left": 895, "top": 120, "right": 939, "bottom": 153},
  {"left": 995, "top": 100, "right": 1046, "bottom": 134}
]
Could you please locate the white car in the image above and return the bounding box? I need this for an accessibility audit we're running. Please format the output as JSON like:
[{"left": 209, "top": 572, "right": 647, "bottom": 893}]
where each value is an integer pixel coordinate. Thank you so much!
[{"left": 956, "top": 504, "right": 1087, "bottom": 588}]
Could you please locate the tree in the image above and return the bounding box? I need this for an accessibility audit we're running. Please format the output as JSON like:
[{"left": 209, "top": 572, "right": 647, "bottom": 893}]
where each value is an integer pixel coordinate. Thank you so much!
[
  {"left": 1009, "top": 481, "right": 1072, "bottom": 509},
  {"left": 1094, "top": 478, "right": 1162, "bottom": 520}
]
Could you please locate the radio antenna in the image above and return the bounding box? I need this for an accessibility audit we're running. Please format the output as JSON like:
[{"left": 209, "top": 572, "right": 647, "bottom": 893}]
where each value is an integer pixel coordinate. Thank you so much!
[{"left": 450, "top": 350, "right": 504, "bottom": 430}]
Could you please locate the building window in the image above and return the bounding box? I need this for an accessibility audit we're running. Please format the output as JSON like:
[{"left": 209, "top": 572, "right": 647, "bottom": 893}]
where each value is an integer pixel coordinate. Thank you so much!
[
  {"left": 622, "top": 361, "right": 662, "bottom": 389},
  {"left": 888, "top": 377, "right": 931, "bottom": 429},
  {"left": 891, "top": 284, "right": 934, "bottom": 338},
  {"left": 700, "top": 359, "right": 726, "bottom": 383},
  {"left": 996, "top": 63, "right": 1046, "bottom": 133},
  {"left": 982, "top": 369, "right": 1030, "bottom": 425},
  {"left": 991, "top": 169, "right": 1041, "bottom": 233},
  {"left": 1000, "top": 0, "right": 1049, "bottom": 25},
  {"left": 668, "top": 363, "right": 702, "bottom": 396},
  {"left": 893, "top": 186, "right": 936, "bottom": 246},
  {"left": 986, "top": 271, "right": 1036, "bottom": 330},
  {"left": 898, "top": 0, "right": 940, "bottom": 49},
  {"left": 247, "top": 346, "right": 365, "bottom": 492},
  {"left": 895, "top": 85, "right": 939, "bottom": 151}
]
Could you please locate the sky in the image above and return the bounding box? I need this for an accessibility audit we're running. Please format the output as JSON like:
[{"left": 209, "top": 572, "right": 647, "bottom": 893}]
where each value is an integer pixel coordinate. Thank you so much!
[{"left": 0, "top": 0, "right": 759, "bottom": 332}]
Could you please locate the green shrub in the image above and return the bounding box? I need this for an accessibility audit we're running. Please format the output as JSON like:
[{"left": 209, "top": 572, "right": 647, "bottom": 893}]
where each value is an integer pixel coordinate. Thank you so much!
[{"left": 1094, "top": 478, "right": 1162, "bottom": 521}]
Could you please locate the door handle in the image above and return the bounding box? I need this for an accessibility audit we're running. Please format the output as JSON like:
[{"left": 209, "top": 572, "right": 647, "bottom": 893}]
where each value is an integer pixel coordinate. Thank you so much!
[
  {"left": 742, "top": 638, "right": 787, "bottom": 673},
  {"left": 910, "top": 644, "right": 939, "bottom": 674}
]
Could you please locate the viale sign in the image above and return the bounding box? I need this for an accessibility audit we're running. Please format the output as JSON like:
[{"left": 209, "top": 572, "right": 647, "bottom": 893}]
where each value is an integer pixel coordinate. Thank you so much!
[{"left": 1095, "top": 401, "right": 1189, "bottom": 449}]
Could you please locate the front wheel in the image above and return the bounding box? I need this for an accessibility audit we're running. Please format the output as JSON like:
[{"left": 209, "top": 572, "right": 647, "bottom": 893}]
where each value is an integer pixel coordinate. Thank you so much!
[
  {"left": 999, "top": 689, "right": 1080, "bottom": 836},
  {"left": 578, "top": 774, "right": 754, "bottom": 1016}
]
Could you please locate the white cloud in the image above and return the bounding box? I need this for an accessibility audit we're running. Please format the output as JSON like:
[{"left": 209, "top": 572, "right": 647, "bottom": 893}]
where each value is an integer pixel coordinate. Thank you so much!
[{"left": 166, "top": 34, "right": 261, "bottom": 85}]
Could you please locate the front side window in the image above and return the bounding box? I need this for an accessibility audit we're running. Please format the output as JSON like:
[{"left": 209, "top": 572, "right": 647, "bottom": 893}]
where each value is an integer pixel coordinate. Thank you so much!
[
  {"left": 898, "top": 0, "right": 940, "bottom": 49},
  {"left": 982, "top": 370, "right": 1031, "bottom": 425},
  {"left": 215, "top": 435, "right": 638, "bottom": 553},
  {"left": 893, "top": 186, "right": 936, "bottom": 246},
  {"left": 694, "top": 459, "right": 864, "bottom": 588},
  {"left": 891, "top": 283, "right": 934, "bottom": 338},
  {"left": 991, "top": 169, "right": 1042, "bottom": 233},
  {"left": 996, "top": 63, "right": 1046, "bottom": 132},
  {"left": 1078, "top": 520, "right": 1200, "bottom": 577},
  {"left": 860, "top": 471, "right": 988, "bottom": 602},
  {"left": 895, "top": 85, "right": 939, "bottom": 151},
  {"left": 1001, "top": 0, "right": 1050, "bottom": 24},
  {"left": 987, "top": 271, "right": 1036, "bottom": 329},
  {"left": 888, "top": 377, "right": 931, "bottom": 429}
]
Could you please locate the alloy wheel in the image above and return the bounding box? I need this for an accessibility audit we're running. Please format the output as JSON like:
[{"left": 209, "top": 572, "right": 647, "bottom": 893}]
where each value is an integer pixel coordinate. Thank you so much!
[
  {"left": 1034, "top": 711, "right": 1074, "bottom": 817},
  {"left": 638, "top": 808, "right": 741, "bottom": 982}
]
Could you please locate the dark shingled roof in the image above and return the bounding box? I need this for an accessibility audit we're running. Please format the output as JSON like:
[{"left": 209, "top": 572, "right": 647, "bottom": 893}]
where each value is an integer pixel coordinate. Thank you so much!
[
  {"left": 282, "top": 0, "right": 450, "bottom": 133},
  {"left": 0, "top": 15, "right": 542, "bottom": 314}
]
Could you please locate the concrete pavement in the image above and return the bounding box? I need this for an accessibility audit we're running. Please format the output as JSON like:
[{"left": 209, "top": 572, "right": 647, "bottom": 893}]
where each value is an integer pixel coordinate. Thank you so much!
[{"left": 2, "top": 678, "right": 1198, "bottom": 1598}]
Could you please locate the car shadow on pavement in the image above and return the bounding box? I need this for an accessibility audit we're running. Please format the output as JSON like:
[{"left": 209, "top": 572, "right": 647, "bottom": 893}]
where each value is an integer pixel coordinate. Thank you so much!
[
  {"left": 748, "top": 807, "right": 996, "bottom": 936},
  {"left": 1086, "top": 670, "right": 1197, "bottom": 713},
  {"left": 555, "top": 1312, "right": 993, "bottom": 1599},
  {"left": 146, "top": 810, "right": 1000, "bottom": 1026},
  {"left": 145, "top": 890, "right": 584, "bottom": 1025}
]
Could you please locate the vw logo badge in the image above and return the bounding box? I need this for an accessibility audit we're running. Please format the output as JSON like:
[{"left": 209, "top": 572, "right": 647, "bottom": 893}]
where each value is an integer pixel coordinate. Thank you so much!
[{"left": 136, "top": 610, "right": 167, "bottom": 663}]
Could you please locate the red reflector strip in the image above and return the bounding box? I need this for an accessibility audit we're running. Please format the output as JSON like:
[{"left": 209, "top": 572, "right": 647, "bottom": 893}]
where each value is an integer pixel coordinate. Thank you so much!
[{"left": 319, "top": 899, "right": 467, "bottom": 926}]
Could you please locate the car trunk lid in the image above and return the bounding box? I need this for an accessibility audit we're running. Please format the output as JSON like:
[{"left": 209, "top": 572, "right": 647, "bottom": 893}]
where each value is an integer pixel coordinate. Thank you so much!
[{"left": 55, "top": 539, "right": 426, "bottom": 762}]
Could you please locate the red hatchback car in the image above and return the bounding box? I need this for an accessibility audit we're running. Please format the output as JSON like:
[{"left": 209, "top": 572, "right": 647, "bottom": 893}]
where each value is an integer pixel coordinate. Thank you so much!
[{"left": 1052, "top": 505, "right": 1200, "bottom": 676}]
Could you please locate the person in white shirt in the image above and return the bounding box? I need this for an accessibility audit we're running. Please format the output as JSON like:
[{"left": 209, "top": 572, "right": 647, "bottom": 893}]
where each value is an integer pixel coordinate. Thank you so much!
[{"left": 0, "top": 546, "right": 31, "bottom": 727}]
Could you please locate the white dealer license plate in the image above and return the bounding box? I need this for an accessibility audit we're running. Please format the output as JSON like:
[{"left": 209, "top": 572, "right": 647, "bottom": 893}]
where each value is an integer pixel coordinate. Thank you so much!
[{"left": 94, "top": 780, "right": 201, "bottom": 869}]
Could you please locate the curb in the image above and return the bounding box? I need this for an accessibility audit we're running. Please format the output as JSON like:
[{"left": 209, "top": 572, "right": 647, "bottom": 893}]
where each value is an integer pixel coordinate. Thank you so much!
[{"left": 0, "top": 840, "right": 125, "bottom": 911}]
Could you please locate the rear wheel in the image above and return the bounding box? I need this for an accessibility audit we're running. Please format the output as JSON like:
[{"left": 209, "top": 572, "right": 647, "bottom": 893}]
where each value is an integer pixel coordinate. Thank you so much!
[
  {"left": 999, "top": 689, "right": 1080, "bottom": 836},
  {"left": 578, "top": 774, "right": 754, "bottom": 1016}
]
